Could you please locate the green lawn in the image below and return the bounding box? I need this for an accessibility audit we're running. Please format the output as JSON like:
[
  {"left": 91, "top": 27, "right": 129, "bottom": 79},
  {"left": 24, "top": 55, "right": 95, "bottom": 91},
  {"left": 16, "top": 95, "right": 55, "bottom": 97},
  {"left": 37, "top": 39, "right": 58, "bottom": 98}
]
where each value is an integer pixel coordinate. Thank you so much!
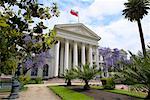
[
  {"left": 91, "top": 86, "right": 147, "bottom": 99},
  {"left": 48, "top": 86, "right": 93, "bottom": 100},
  {"left": 48, "top": 85, "right": 147, "bottom": 100},
  {"left": 105, "top": 89, "right": 146, "bottom": 99}
]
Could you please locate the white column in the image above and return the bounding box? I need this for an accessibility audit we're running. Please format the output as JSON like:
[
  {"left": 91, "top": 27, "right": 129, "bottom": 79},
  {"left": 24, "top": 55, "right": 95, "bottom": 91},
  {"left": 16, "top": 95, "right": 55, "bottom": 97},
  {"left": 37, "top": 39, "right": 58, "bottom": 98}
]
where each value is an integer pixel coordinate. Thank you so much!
[
  {"left": 64, "top": 40, "right": 69, "bottom": 70},
  {"left": 47, "top": 50, "right": 52, "bottom": 78},
  {"left": 69, "top": 47, "right": 72, "bottom": 68},
  {"left": 54, "top": 40, "right": 60, "bottom": 77},
  {"left": 106, "top": 69, "right": 109, "bottom": 77},
  {"left": 81, "top": 43, "right": 85, "bottom": 65},
  {"left": 100, "top": 63, "right": 104, "bottom": 78},
  {"left": 100, "top": 55, "right": 104, "bottom": 77},
  {"left": 48, "top": 64, "right": 52, "bottom": 77},
  {"left": 96, "top": 47, "right": 99, "bottom": 67},
  {"left": 73, "top": 42, "right": 78, "bottom": 67},
  {"left": 60, "top": 43, "right": 64, "bottom": 76},
  {"left": 89, "top": 45, "right": 93, "bottom": 67}
]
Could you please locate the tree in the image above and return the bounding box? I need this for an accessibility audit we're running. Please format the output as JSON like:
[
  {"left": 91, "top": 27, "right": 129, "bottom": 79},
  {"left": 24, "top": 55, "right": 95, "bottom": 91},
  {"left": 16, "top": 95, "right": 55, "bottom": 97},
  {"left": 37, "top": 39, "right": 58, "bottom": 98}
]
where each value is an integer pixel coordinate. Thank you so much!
[
  {"left": 122, "top": 0, "right": 150, "bottom": 57},
  {"left": 99, "top": 47, "right": 128, "bottom": 72},
  {"left": 74, "top": 64, "right": 99, "bottom": 90},
  {"left": 0, "top": 0, "right": 59, "bottom": 99},
  {"left": 0, "top": 0, "right": 59, "bottom": 75},
  {"left": 63, "top": 68, "right": 77, "bottom": 86},
  {"left": 116, "top": 47, "right": 150, "bottom": 99}
]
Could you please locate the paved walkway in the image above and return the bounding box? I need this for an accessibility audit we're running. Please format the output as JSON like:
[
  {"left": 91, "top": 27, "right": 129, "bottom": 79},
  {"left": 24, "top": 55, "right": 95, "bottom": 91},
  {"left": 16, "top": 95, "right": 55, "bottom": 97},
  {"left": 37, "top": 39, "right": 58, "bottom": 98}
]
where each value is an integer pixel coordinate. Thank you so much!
[{"left": 17, "top": 86, "right": 61, "bottom": 100}]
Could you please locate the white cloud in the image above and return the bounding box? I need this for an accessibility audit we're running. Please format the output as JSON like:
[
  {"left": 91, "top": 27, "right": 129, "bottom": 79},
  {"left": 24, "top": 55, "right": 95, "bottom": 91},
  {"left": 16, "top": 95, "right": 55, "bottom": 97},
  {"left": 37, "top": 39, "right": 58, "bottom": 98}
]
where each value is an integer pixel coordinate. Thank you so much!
[
  {"left": 41, "top": 0, "right": 150, "bottom": 54},
  {"left": 80, "top": 0, "right": 150, "bottom": 53},
  {"left": 87, "top": 0, "right": 125, "bottom": 15},
  {"left": 91, "top": 16, "right": 150, "bottom": 53}
]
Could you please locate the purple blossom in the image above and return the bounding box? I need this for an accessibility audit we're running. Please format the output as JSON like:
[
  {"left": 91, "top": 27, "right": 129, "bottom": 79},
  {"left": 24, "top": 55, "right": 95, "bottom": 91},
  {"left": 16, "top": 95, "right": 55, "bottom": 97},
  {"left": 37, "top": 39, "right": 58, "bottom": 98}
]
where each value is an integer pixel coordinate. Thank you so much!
[
  {"left": 24, "top": 51, "right": 51, "bottom": 69},
  {"left": 23, "top": 34, "right": 37, "bottom": 44},
  {"left": 99, "top": 47, "right": 128, "bottom": 69},
  {"left": 99, "top": 47, "right": 111, "bottom": 56},
  {"left": 24, "top": 58, "right": 34, "bottom": 68},
  {"left": 23, "top": 34, "right": 32, "bottom": 43}
]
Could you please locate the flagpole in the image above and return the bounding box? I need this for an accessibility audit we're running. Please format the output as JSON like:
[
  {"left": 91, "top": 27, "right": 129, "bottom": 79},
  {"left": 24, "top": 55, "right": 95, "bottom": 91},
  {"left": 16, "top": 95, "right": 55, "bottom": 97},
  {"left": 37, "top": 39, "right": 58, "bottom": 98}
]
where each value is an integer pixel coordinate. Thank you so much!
[
  {"left": 70, "top": 9, "right": 79, "bottom": 23},
  {"left": 78, "top": 16, "right": 79, "bottom": 23},
  {"left": 77, "top": 8, "right": 79, "bottom": 23}
]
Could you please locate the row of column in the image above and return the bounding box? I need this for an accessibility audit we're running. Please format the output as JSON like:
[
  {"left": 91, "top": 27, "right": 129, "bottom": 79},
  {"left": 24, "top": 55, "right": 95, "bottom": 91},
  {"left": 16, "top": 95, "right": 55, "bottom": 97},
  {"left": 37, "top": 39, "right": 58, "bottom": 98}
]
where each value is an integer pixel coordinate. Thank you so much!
[{"left": 54, "top": 40, "right": 99, "bottom": 77}]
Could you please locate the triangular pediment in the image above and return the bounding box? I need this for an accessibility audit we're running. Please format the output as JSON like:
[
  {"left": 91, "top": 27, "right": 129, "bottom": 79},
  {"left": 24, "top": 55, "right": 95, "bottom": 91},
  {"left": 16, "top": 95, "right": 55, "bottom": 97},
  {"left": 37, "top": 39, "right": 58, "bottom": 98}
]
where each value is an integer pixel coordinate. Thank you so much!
[{"left": 54, "top": 23, "right": 101, "bottom": 40}]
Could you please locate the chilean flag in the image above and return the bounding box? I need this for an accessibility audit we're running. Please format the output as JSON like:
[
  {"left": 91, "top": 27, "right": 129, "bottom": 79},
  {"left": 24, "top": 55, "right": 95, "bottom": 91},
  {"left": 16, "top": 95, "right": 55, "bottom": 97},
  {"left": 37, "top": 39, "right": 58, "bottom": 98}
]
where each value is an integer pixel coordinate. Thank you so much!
[{"left": 70, "top": 9, "right": 78, "bottom": 17}]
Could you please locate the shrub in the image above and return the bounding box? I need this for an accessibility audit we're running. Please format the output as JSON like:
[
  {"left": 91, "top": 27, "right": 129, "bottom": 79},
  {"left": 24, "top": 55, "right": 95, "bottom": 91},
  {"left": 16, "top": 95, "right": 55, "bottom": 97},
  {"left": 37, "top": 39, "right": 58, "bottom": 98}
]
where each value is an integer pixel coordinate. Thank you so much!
[
  {"left": 101, "top": 78, "right": 115, "bottom": 90},
  {"left": 27, "top": 77, "right": 43, "bottom": 84},
  {"left": 34, "top": 77, "right": 43, "bottom": 84},
  {"left": 18, "top": 75, "right": 31, "bottom": 88},
  {"left": 18, "top": 75, "right": 30, "bottom": 85},
  {"left": 74, "top": 64, "right": 99, "bottom": 90},
  {"left": 63, "top": 68, "right": 77, "bottom": 86}
]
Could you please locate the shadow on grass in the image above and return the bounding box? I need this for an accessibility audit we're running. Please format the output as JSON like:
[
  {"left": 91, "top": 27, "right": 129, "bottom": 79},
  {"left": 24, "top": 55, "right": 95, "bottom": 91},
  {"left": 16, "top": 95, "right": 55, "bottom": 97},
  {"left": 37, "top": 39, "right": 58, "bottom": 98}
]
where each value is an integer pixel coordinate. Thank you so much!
[{"left": 60, "top": 85, "right": 148, "bottom": 100}]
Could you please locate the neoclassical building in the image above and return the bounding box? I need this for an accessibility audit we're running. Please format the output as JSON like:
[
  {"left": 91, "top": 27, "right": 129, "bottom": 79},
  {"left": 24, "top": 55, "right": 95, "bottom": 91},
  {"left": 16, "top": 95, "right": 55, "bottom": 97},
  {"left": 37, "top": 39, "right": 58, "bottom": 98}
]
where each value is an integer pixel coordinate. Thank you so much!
[{"left": 28, "top": 23, "right": 102, "bottom": 78}]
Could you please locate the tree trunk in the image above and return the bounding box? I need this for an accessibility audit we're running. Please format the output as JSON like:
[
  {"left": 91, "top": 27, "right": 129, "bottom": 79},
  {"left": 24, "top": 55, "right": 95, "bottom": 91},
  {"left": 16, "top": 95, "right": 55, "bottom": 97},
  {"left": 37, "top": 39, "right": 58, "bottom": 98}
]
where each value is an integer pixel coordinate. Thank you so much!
[
  {"left": 84, "top": 80, "right": 90, "bottom": 90},
  {"left": 67, "top": 79, "right": 71, "bottom": 86},
  {"left": 146, "top": 90, "right": 150, "bottom": 99},
  {"left": 8, "top": 77, "right": 20, "bottom": 99},
  {"left": 137, "top": 19, "right": 146, "bottom": 57}
]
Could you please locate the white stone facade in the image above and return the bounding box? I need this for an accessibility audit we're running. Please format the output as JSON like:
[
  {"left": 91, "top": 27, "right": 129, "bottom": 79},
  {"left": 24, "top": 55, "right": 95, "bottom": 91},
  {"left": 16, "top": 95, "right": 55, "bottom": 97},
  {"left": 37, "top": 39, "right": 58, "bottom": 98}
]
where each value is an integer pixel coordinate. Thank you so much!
[{"left": 28, "top": 23, "right": 101, "bottom": 78}]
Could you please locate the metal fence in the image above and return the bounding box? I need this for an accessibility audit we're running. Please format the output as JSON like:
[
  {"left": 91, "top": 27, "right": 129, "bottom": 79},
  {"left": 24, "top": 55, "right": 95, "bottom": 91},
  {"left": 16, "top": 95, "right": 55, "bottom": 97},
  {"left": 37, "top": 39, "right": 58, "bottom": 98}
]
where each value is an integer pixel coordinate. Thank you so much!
[{"left": 0, "top": 77, "right": 12, "bottom": 89}]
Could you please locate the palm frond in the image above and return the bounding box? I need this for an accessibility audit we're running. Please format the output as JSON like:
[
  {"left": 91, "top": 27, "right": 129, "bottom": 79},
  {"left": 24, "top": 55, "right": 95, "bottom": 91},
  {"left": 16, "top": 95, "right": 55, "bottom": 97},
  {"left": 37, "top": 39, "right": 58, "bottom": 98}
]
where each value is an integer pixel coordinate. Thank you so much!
[
  {"left": 116, "top": 48, "right": 150, "bottom": 91},
  {"left": 74, "top": 64, "right": 99, "bottom": 81},
  {"left": 123, "top": 0, "right": 150, "bottom": 21}
]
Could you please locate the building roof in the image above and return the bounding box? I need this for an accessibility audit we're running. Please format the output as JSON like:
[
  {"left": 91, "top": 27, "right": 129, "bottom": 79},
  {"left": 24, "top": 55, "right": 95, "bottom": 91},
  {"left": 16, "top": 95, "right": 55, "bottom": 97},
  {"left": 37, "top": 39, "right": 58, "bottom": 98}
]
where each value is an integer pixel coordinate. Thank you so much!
[{"left": 54, "top": 23, "right": 101, "bottom": 41}]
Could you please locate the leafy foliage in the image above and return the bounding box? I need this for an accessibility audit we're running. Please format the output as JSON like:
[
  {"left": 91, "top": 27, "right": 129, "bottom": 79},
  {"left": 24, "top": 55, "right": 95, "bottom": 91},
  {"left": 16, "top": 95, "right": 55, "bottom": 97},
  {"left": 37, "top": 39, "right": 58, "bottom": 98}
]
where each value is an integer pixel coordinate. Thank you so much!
[
  {"left": 63, "top": 68, "right": 77, "bottom": 86},
  {"left": 115, "top": 46, "right": 150, "bottom": 98},
  {"left": 34, "top": 77, "right": 43, "bottom": 84},
  {"left": 74, "top": 64, "right": 99, "bottom": 90},
  {"left": 0, "top": 0, "right": 59, "bottom": 75},
  {"left": 101, "top": 78, "right": 115, "bottom": 90},
  {"left": 18, "top": 75, "right": 31, "bottom": 87}
]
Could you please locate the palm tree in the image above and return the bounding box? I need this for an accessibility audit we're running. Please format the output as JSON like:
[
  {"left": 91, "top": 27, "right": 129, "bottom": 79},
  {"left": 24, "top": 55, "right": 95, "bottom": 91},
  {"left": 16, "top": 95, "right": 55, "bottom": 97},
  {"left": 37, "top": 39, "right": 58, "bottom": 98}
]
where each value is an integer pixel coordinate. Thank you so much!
[
  {"left": 63, "top": 68, "right": 77, "bottom": 86},
  {"left": 74, "top": 64, "right": 99, "bottom": 90},
  {"left": 122, "top": 0, "right": 150, "bottom": 57},
  {"left": 116, "top": 48, "right": 150, "bottom": 99}
]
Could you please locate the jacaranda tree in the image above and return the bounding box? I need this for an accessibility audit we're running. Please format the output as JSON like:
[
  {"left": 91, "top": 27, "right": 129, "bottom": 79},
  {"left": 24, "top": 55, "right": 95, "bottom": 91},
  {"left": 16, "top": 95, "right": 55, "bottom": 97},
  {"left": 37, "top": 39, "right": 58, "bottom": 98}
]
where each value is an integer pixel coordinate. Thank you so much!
[{"left": 99, "top": 47, "right": 128, "bottom": 72}]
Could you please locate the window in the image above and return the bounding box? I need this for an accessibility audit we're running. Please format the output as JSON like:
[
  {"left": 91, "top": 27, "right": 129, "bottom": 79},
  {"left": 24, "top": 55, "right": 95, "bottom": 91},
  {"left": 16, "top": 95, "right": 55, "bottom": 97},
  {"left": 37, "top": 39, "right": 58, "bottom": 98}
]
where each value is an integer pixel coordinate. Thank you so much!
[
  {"left": 31, "top": 67, "right": 38, "bottom": 76},
  {"left": 43, "top": 64, "right": 49, "bottom": 77},
  {"left": 92, "top": 54, "right": 94, "bottom": 60}
]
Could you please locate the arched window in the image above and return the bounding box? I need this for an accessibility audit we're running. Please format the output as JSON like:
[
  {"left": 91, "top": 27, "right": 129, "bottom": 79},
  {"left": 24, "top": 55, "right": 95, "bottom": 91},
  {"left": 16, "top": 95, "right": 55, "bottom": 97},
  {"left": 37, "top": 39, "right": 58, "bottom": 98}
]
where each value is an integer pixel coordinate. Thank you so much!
[
  {"left": 31, "top": 67, "right": 38, "bottom": 76},
  {"left": 43, "top": 64, "right": 49, "bottom": 77}
]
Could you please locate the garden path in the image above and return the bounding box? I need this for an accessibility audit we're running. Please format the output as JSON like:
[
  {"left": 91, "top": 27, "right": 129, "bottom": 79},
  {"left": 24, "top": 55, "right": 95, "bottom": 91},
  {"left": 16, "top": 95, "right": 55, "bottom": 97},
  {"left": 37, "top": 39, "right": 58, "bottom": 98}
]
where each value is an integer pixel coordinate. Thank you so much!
[{"left": 17, "top": 86, "right": 61, "bottom": 100}]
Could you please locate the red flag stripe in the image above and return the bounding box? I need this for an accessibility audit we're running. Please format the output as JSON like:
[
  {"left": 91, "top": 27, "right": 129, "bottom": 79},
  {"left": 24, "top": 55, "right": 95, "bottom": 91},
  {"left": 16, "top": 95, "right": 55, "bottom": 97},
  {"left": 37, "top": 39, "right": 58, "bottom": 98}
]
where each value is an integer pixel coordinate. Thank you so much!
[{"left": 70, "top": 10, "right": 78, "bottom": 17}]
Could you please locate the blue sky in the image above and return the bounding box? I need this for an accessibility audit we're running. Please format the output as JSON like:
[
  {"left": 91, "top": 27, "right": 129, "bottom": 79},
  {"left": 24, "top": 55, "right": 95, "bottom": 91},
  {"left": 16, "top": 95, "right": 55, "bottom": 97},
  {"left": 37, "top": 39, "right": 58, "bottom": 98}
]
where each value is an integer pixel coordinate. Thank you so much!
[{"left": 38, "top": 0, "right": 150, "bottom": 53}]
